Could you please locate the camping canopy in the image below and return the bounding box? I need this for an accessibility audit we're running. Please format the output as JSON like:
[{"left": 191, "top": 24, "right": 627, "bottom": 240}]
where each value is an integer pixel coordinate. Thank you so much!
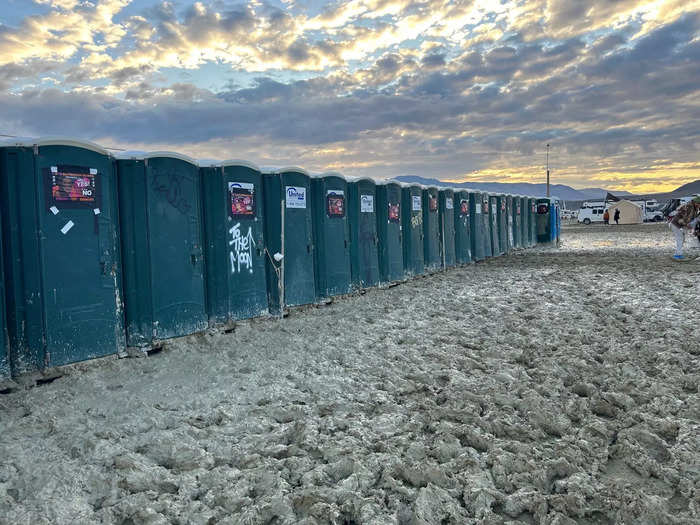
[{"left": 608, "top": 200, "right": 643, "bottom": 224}]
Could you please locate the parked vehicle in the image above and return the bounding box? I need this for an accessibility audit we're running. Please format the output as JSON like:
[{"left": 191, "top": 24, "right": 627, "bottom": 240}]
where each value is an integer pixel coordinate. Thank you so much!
[{"left": 577, "top": 206, "right": 605, "bottom": 224}]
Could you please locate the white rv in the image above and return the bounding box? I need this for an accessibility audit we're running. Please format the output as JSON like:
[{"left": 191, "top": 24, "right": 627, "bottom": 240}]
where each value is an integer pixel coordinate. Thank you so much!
[{"left": 577, "top": 206, "right": 606, "bottom": 224}]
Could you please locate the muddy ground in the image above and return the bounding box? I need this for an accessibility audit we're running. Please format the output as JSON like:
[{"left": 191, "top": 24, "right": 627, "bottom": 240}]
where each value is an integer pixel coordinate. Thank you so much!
[{"left": 1, "top": 222, "right": 698, "bottom": 524}]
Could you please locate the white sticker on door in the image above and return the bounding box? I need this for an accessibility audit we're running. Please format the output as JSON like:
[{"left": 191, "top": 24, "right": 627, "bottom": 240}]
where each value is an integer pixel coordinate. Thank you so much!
[
  {"left": 60, "top": 220, "right": 74, "bottom": 234},
  {"left": 285, "top": 186, "right": 306, "bottom": 208},
  {"left": 412, "top": 195, "right": 421, "bottom": 211},
  {"left": 360, "top": 194, "right": 374, "bottom": 212},
  {"left": 446, "top": 198, "right": 453, "bottom": 209}
]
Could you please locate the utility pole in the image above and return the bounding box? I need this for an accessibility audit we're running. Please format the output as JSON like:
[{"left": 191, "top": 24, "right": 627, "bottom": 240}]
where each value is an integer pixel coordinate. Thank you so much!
[{"left": 546, "top": 144, "right": 550, "bottom": 197}]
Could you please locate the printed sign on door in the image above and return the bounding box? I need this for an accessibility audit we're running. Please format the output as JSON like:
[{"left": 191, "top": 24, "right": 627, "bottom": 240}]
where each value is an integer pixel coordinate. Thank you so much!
[{"left": 286, "top": 186, "right": 306, "bottom": 208}]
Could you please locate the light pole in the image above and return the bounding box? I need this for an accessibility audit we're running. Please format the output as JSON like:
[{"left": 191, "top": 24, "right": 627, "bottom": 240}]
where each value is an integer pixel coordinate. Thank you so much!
[{"left": 546, "top": 143, "right": 550, "bottom": 197}]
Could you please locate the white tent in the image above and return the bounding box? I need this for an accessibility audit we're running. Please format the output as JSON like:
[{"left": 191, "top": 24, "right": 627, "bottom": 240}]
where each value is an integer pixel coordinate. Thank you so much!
[{"left": 608, "top": 200, "right": 643, "bottom": 224}]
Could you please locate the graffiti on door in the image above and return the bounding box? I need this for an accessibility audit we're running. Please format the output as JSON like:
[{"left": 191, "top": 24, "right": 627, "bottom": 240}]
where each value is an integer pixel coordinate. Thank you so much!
[{"left": 229, "top": 222, "right": 256, "bottom": 274}]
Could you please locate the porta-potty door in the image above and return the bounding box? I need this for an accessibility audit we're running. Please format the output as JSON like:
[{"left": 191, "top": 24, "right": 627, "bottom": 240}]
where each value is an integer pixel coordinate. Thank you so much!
[
  {"left": 402, "top": 187, "right": 424, "bottom": 276},
  {"left": 423, "top": 189, "right": 440, "bottom": 270},
  {"left": 498, "top": 197, "right": 508, "bottom": 254},
  {"left": 439, "top": 190, "right": 456, "bottom": 267},
  {"left": 284, "top": 175, "right": 316, "bottom": 306},
  {"left": 454, "top": 192, "right": 471, "bottom": 264},
  {"left": 0, "top": 210, "right": 8, "bottom": 378},
  {"left": 490, "top": 196, "right": 500, "bottom": 256},
  {"left": 482, "top": 193, "right": 493, "bottom": 257},
  {"left": 223, "top": 169, "right": 267, "bottom": 319},
  {"left": 145, "top": 157, "right": 207, "bottom": 339},
  {"left": 377, "top": 183, "right": 403, "bottom": 282},
  {"left": 350, "top": 181, "right": 380, "bottom": 288},
  {"left": 36, "top": 146, "right": 123, "bottom": 366},
  {"left": 469, "top": 192, "right": 484, "bottom": 261},
  {"left": 506, "top": 196, "right": 514, "bottom": 250},
  {"left": 205, "top": 166, "right": 269, "bottom": 321},
  {"left": 313, "top": 176, "right": 351, "bottom": 298}
]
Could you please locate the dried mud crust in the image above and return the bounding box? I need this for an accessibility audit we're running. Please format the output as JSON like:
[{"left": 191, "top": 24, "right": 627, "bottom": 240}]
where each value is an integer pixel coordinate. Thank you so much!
[{"left": 1, "top": 223, "right": 698, "bottom": 524}]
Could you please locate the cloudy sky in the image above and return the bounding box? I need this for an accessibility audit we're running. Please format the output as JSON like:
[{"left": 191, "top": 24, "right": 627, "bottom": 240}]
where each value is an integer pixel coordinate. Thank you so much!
[{"left": 1, "top": 0, "right": 698, "bottom": 192}]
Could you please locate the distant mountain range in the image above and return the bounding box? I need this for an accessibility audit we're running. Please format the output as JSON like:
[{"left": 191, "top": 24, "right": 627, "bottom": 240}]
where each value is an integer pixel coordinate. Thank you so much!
[{"left": 393, "top": 176, "right": 633, "bottom": 201}]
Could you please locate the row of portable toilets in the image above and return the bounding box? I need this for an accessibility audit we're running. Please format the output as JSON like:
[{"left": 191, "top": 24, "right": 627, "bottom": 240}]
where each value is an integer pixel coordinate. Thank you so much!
[{"left": 0, "top": 138, "right": 561, "bottom": 379}]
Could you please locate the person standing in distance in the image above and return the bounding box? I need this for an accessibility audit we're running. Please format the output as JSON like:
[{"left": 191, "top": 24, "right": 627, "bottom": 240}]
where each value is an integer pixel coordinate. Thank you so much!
[{"left": 613, "top": 209, "right": 620, "bottom": 225}]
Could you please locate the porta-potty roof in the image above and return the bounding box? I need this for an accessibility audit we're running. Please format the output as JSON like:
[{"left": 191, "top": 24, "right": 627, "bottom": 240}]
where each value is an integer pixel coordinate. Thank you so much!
[
  {"left": 345, "top": 175, "right": 376, "bottom": 184},
  {"left": 220, "top": 159, "right": 262, "bottom": 171},
  {"left": 3, "top": 136, "right": 111, "bottom": 156},
  {"left": 275, "top": 166, "right": 310, "bottom": 175},
  {"left": 142, "top": 151, "right": 199, "bottom": 165},
  {"left": 114, "top": 150, "right": 148, "bottom": 160},
  {"left": 310, "top": 171, "right": 346, "bottom": 180}
]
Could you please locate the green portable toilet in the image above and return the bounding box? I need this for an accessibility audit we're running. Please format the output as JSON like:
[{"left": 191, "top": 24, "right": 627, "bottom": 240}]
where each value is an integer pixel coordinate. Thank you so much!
[
  {"left": 513, "top": 195, "right": 523, "bottom": 249},
  {"left": 469, "top": 191, "right": 485, "bottom": 261},
  {"left": 438, "top": 188, "right": 456, "bottom": 268},
  {"left": 401, "top": 183, "right": 425, "bottom": 276},
  {"left": 529, "top": 197, "right": 537, "bottom": 247},
  {"left": 506, "top": 195, "right": 514, "bottom": 251},
  {"left": 487, "top": 195, "right": 501, "bottom": 257},
  {"left": 523, "top": 196, "right": 533, "bottom": 248},
  {"left": 311, "top": 172, "right": 352, "bottom": 298},
  {"left": 520, "top": 196, "right": 528, "bottom": 249},
  {"left": 376, "top": 180, "right": 404, "bottom": 282},
  {"left": 482, "top": 192, "right": 493, "bottom": 257},
  {"left": 0, "top": 138, "right": 124, "bottom": 372},
  {"left": 117, "top": 151, "right": 206, "bottom": 346},
  {"left": 497, "top": 195, "right": 508, "bottom": 254},
  {"left": 264, "top": 168, "right": 316, "bottom": 311},
  {"left": 348, "top": 177, "right": 380, "bottom": 288},
  {"left": 0, "top": 208, "right": 9, "bottom": 379},
  {"left": 422, "top": 186, "right": 441, "bottom": 270},
  {"left": 454, "top": 189, "right": 472, "bottom": 264},
  {"left": 200, "top": 160, "right": 267, "bottom": 325},
  {"left": 520, "top": 196, "right": 528, "bottom": 248}
]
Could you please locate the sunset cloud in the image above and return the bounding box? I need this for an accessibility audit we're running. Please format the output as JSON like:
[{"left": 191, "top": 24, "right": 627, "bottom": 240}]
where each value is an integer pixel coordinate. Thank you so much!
[{"left": 0, "top": 0, "right": 698, "bottom": 192}]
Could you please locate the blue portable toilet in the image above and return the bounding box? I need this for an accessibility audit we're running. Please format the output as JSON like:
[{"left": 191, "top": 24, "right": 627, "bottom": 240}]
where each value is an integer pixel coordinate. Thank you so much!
[
  {"left": 454, "top": 189, "right": 472, "bottom": 264},
  {"left": 401, "top": 183, "right": 425, "bottom": 276},
  {"left": 376, "top": 180, "right": 404, "bottom": 282},
  {"left": 347, "top": 177, "right": 380, "bottom": 288},
  {"left": 311, "top": 172, "right": 352, "bottom": 298},
  {"left": 536, "top": 197, "right": 555, "bottom": 243},
  {"left": 200, "top": 160, "right": 268, "bottom": 325},
  {"left": 0, "top": 138, "right": 125, "bottom": 373},
  {"left": 264, "top": 168, "right": 316, "bottom": 311},
  {"left": 117, "top": 151, "right": 207, "bottom": 347}
]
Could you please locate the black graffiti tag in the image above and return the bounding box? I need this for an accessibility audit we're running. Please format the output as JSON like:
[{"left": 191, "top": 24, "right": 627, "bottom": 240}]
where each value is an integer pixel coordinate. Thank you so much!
[{"left": 152, "top": 171, "right": 192, "bottom": 215}]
